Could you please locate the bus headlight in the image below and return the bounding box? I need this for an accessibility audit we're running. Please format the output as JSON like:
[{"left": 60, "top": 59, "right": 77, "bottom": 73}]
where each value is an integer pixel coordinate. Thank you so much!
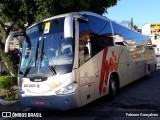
[{"left": 55, "top": 83, "right": 77, "bottom": 95}]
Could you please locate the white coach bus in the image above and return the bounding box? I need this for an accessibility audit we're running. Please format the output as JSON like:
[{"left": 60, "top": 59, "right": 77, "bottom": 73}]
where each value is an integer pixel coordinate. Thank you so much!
[{"left": 5, "top": 11, "right": 156, "bottom": 110}]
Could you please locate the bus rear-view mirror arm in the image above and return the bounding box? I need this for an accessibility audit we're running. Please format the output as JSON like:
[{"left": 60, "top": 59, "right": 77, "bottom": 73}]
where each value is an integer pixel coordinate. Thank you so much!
[{"left": 5, "top": 31, "right": 24, "bottom": 53}]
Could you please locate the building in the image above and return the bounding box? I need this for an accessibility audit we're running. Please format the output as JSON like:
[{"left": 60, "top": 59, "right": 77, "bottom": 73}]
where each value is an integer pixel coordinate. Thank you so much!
[
  {"left": 142, "top": 23, "right": 160, "bottom": 56},
  {"left": 150, "top": 24, "right": 160, "bottom": 34},
  {"left": 142, "top": 23, "right": 160, "bottom": 35},
  {"left": 141, "top": 24, "right": 151, "bottom": 36}
]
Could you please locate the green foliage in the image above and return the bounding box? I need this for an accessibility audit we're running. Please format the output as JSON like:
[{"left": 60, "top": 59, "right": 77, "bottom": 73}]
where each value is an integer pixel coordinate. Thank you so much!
[
  {"left": 34, "top": 0, "right": 119, "bottom": 21},
  {"left": 1, "top": 92, "right": 19, "bottom": 101},
  {"left": 0, "top": 0, "right": 119, "bottom": 26},
  {"left": 0, "top": 0, "right": 38, "bottom": 30},
  {"left": 0, "top": 76, "right": 17, "bottom": 91},
  {"left": 0, "top": 89, "right": 9, "bottom": 95},
  {"left": 0, "top": 0, "right": 119, "bottom": 76}
]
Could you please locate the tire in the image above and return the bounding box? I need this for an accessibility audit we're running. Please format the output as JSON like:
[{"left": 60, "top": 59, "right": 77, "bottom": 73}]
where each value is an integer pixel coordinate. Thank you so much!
[
  {"left": 109, "top": 75, "right": 119, "bottom": 98},
  {"left": 146, "top": 65, "right": 150, "bottom": 78},
  {"left": 155, "top": 64, "right": 157, "bottom": 71}
]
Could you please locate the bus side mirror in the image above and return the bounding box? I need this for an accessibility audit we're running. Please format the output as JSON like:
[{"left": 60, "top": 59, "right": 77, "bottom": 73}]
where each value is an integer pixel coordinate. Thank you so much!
[
  {"left": 5, "top": 31, "right": 23, "bottom": 53},
  {"left": 64, "top": 14, "right": 88, "bottom": 39},
  {"left": 64, "top": 14, "right": 74, "bottom": 39}
]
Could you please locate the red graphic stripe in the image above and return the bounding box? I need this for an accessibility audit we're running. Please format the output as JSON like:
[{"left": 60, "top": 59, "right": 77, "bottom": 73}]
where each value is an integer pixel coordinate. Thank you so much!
[
  {"left": 99, "top": 48, "right": 108, "bottom": 94},
  {"left": 104, "top": 60, "right": 109, "bottom": 85}
]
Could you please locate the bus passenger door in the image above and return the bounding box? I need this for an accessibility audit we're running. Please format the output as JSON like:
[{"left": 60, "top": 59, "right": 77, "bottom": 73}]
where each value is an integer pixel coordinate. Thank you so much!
[
  {"left": 78, "top": 40, "right": 95, "bottom": 105},
  {"left": 79, "top": 61, "right": 95, "bottom": 106},
  {"left": 76, "top": 17, "right": 95, "bottom": 106}
]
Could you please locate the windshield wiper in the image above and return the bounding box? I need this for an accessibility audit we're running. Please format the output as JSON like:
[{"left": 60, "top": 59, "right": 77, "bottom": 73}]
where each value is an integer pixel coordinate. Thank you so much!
[
  {"left": 41, "top": 52, "right": 57, "bottom": 75},
  {"left": 40, "top": 36, "right": 57, "bottom": 75},
  {"left": 35, "top": 39, "right": 39, "bottom": 66},
  {"left": 21, "top": 34, "right": 39, "bottom": 77}
]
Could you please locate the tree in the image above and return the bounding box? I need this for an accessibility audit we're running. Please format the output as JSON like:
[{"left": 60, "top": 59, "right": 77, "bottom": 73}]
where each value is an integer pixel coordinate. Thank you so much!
[
  {"left": 0, "top": 0, "right": 119, "bottom": 76},
  {"left": 0, "top": 0, "right": 38, "bottom": 76},
  {"left": 34, "top": 0, "right": 119, "bottom": 21},
  {"left": 132, "top": 25, "right": 138, "bottom": 31}
]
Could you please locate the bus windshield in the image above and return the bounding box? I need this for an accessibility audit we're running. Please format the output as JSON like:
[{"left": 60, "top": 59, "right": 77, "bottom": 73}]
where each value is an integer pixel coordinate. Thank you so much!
[{"left": 20, "top": 18, "right": 75, "bottom": 77}]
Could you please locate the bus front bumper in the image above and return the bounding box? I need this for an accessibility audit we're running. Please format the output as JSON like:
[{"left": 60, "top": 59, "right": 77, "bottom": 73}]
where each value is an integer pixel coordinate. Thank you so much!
[{"left": 18, "top": 92, "right": 81, "bottom": 110}]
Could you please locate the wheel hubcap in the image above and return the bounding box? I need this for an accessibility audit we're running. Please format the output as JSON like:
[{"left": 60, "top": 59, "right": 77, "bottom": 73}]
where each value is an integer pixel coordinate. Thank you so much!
[
  {"left": 112, "top": 81, "right": 117, "bottom": 94},
  {"left": 148, "top": 69, "right": 150, "bottom": 77}
]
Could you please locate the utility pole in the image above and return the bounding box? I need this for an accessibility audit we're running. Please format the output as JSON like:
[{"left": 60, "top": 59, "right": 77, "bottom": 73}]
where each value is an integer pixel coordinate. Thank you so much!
[{"left": 131, "top": 18, "right": 133, "bottom": 30}]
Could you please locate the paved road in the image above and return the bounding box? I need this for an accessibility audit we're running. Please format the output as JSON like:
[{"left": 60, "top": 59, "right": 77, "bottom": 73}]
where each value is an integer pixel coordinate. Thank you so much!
[{"left": 1, "top": 65, "right": 160, "bottom": 120}]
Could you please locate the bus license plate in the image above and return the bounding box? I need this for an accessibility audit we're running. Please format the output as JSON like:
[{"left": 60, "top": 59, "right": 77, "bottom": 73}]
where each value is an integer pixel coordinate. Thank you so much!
[{"left": 35, "top": 100, "right": 45, "bottom": 105}]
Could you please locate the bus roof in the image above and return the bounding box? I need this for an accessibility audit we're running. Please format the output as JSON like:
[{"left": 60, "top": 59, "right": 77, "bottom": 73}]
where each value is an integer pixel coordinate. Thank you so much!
[{"left": 27, "top": 11, "right": 149, "bottom": 43}]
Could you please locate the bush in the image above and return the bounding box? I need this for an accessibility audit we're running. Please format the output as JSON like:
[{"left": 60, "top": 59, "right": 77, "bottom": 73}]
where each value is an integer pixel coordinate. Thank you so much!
[
  {"left": 2, "top": 92, "right": 19, "bottom": 101},
  {"left": 0, "top": 76, "right": 17, "bottom": 91}
]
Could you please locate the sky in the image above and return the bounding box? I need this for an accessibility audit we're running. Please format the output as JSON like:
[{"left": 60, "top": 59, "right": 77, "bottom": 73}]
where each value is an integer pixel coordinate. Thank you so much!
[{"left": 105, "top": 0, "right": 160, "bottom": 28}]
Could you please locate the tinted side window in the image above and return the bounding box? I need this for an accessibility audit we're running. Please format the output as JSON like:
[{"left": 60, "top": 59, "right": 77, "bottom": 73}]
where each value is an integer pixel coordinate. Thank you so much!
[
  {"left": 112, "top": 21, "right": 149, "bottom": 45},
  {"left": 112, "top": 21, "right": 153, "bottom": 60},
  {"left": 79, "top": 15, "right": 113, "bottom": 66}
]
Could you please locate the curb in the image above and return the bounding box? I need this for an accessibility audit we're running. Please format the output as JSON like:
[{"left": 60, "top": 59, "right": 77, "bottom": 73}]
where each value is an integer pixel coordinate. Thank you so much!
[{"left": 0, "top": 99, "right": 17, "bottom": 105}]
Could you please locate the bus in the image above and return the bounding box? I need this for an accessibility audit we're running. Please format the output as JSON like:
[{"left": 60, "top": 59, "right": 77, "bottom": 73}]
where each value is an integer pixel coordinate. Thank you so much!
[{"left": 5, "top": 11, "right": 157, "bottom": 110}]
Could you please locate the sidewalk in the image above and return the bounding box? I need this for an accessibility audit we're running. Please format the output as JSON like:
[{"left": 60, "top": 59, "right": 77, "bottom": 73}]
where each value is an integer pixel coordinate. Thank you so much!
[
  {"left": 0, "top": 90, "right": 24, "bottom": 112},
  {"left": 0, "top": 99, "right": 17, "bottom": 105},
  {"left": 0, "top": 90, "right": 18, "bottom": 105},
  {"left": 0, "top": 100, "right": 24, "bottom": 111}
]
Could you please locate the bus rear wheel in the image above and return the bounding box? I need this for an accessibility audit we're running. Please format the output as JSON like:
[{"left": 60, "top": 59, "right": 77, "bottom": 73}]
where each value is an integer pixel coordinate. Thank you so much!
[
  {"left": 146, "top": 65, "right": 150, "bottom": 78},
  {"left": 155, "top": 64, "right": 157, "bottom": 71},
  {"left": 109, "top": 75, "right": 119, "bottom": 98}
]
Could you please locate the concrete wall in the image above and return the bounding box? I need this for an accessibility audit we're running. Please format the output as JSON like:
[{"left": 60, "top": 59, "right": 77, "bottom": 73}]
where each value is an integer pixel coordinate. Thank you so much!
[{"left": 141, "top": 24, "right": 151, "bottom": 36}]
